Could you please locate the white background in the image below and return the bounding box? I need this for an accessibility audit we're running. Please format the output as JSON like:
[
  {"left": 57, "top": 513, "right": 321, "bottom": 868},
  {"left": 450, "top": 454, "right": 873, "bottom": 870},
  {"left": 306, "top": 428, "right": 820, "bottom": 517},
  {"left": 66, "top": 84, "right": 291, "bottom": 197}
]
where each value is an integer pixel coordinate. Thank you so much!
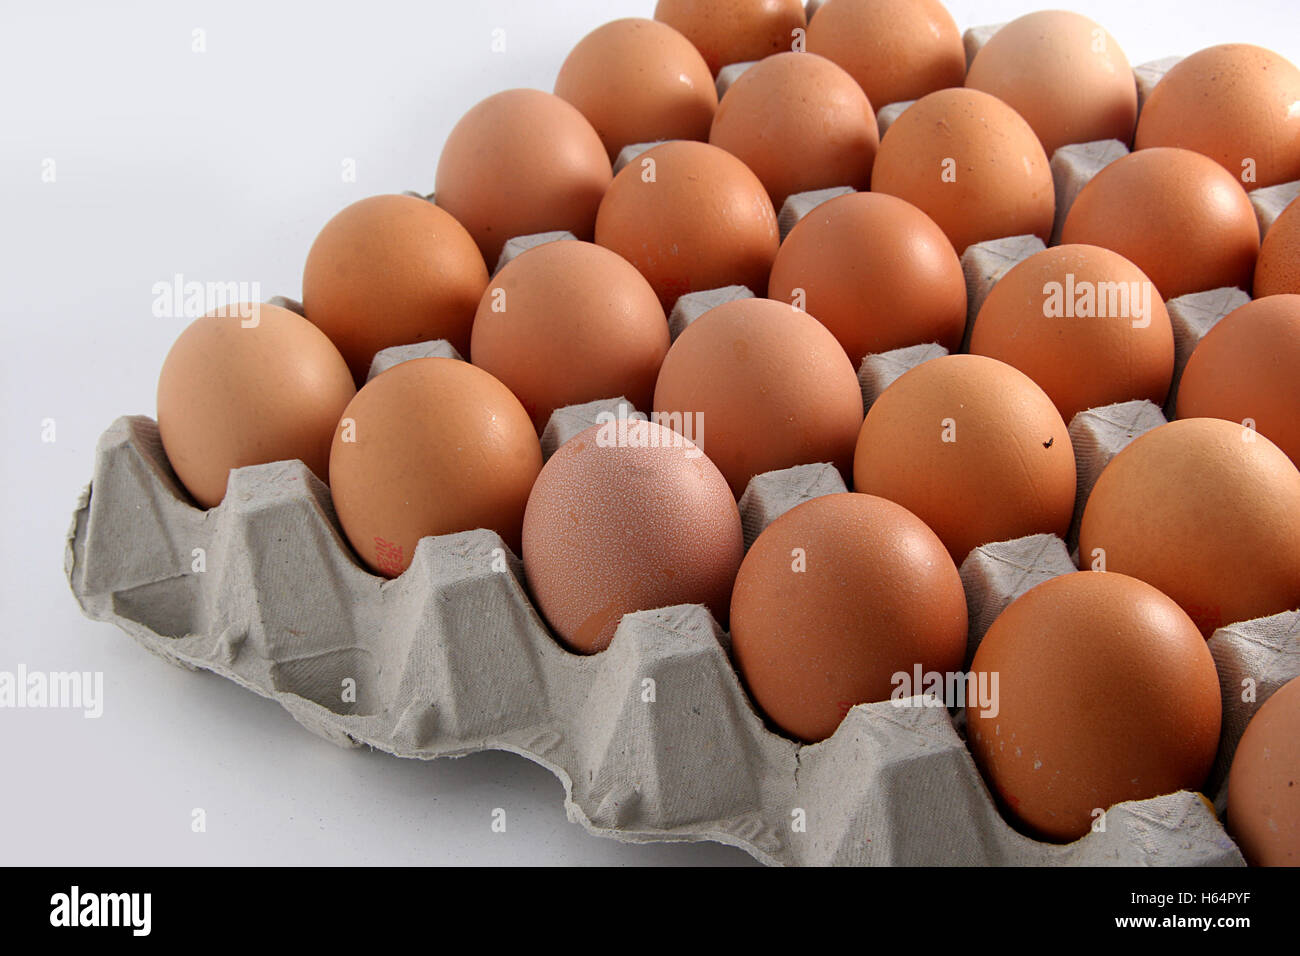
[{"left": 2, "top": 0, "right": 1296, "bottom": 866}]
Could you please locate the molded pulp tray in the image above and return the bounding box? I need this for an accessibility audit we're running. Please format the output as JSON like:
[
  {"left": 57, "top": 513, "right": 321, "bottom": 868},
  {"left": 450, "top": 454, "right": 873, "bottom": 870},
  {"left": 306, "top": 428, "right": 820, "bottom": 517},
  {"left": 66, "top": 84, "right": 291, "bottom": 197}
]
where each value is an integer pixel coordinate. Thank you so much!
[{"left": 66, "top": 414, "right": 1255, "bottom": 866}]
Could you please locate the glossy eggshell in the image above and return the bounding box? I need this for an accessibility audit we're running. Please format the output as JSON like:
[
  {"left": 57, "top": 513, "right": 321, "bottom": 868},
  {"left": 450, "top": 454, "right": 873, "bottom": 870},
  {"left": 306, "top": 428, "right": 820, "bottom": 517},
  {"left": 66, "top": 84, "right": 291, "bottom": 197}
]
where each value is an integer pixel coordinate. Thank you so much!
[
  {"left": 1228, "top": 675, "right": 1300, "bottom": 866},
  {"left": 554, "top": 18, "right": 716, "bottom": 161},
  {"left": 1177, "top": 294, "right": 1300, "bottom": 466},
  {"left": 1255, "top": 198, "right": 1300, "bottom": 297},
  {"left": 1136, "top": 44, "right": 1300, "bottom": 191},
  {"left": 652, "top": 297, "right": 864, "bottom": 497},
  {"left": 470, "top": 240, "right": 670, "bottom": 432},
  {"left": 434, "top": 89, "right": 612, "bottom": 266},
  {"left": 594, "top": 140, "right": 779, "bottom": 310},
  {"left": 1078, "top": 417, "right": 1300, "bottom": 636},
  {"left": 1060, "top": 147, "right": 1259, "bottom": 301},
  {"left": 806, "top": 0, "right": 966, "bottom": 109},
  {"left": 653, "top": 0, "right": 806, "bottom": 75},
  {"left": 871, "top": 88, "right": 1055, "bottom": 255},
  {"left": 966, "top": 11, "right": 1137, "bottom": 159},
  {"left": 967, "top": 571, "right": 1221, "bottom": 843},
  {"left": 709, "top": 52, "right": 878, "bottom": 206},
  {"left": 156, "top": 303, "right": 356, "bottom": 509},
  {"left": 969, "top": 244, "right": 1174, "bottom": 423},
  {"left": 767, "top": 191, "right": 966, "bottom": 366},
  {"left": 302, "top": 194, "right": 488, "bottom": 383},
  {"left": 853, "top": 354, "right": 1076, "bottom": 564},
  {"left": 521, "top": 420, "right": 744, "bottom": 654},
  {"left": 328, "top": 358, "right": 542, "bottom": 575},
  {"left": 730, "top": 492, "right": 967, "bottom": 743}
]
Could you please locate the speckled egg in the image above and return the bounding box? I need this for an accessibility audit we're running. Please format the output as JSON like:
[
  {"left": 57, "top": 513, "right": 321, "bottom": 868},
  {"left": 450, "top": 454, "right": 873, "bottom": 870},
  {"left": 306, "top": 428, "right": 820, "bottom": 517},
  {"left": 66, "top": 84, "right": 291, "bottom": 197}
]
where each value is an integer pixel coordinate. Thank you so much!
[{"left": 521, "top": 419, "right": 744, "bottom": 654}]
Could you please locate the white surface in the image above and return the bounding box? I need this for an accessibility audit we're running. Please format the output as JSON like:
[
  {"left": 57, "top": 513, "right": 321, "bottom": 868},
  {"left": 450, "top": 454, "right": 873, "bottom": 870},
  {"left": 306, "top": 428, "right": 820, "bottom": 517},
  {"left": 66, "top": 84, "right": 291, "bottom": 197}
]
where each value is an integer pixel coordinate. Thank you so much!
[{"left": 1, "top": 0, "right": 1296, "bottom": 866}]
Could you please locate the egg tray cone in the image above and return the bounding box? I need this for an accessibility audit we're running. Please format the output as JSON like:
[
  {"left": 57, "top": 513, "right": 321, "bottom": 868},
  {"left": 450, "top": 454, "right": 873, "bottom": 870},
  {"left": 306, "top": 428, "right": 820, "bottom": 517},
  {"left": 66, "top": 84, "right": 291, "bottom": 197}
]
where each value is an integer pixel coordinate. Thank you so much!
[{"left": 62, "top": 414, "right": 1250, "bottom": 865}]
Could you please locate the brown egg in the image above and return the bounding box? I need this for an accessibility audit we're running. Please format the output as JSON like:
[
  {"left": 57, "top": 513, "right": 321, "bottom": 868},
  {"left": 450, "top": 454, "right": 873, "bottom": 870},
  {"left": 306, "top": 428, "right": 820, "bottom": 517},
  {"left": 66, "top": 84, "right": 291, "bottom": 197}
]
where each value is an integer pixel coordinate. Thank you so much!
[
  {"left": 1136, "top": 44, "right": 1300, "bottom": 191},
  {"left": 1177, "top": 295, "right": 1300, "bottom": 466},
  {"left": 1061, "top": 148, "right": 1259, "bottom": 301},
  {"left": 594, "top": 140, "right": 779, "bottom": 309},
  {"left": 1255, "top": 197, "right": 1300, "bottom": 297},
  {"left": 767, "top": 191, "right": 966, "bottom": 366},
  {"left": 969, "top": 244, "right": 1174, "bottom": 423},
  {"left": 1078, "top": 417, "right": 1300, "bottom": 636},
  {"left": 966, "top": 11, "right": 1137, "bottom": 159},
  {"left": 709, "top": 52, "right": 877, "bottom": 206},
  {"left": 470, "top": 241, "right": 670, "bottom": 432},
  {"left": 434, "top": 89, "right": 612, "bottom": 266},
  {"left": 968, "top": 571, "right": 1221, "bottom": 843},
  {"left": 554, "top": 18, "right": 717, "bottom": 161},
  {"left": 653, "top": 297, "right": 864, "bottom": 497},
  {"left": 806, "top": 0, "right": 966, "bottom": 109},
  {"left": 301, "top": 194, "right": 488, "bottom": 383},
  {"left": 730, "top": 493, "right": 967, "bottom": 743},
  {"left": 871, "top": 88, "right": 1055, "bottom": 255},
  {"left": 853, "top": 354, "right": 1076, "bottom": 564},
  {"left": 653, "top": 0, "right": 806, "bottom": 75},
  {"left": 1228, "top": 675, "right": 1300, "bottom": 866},
  {"left": 328, "top": 358, "right": 542, "bottom": 575},
  {"left": 157, "top": 303, "right": 356, "bottom": 509},
  {"left": 521, "top": 420, "right": 744, "bottom": 654}
]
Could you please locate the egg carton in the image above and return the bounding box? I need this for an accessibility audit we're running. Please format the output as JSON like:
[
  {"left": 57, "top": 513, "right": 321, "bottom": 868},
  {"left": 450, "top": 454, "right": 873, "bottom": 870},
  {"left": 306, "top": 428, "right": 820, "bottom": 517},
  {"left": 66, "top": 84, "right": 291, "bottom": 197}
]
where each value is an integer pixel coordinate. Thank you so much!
[
  {"left": 66, "top": 24, "right": 1297, "bottom": 867},
  {"left": 57, "top": 0, "right": 1299, "bottom": 867},
  {"left": 69, "top": 361, "right": 1253, "bottom": 865}
]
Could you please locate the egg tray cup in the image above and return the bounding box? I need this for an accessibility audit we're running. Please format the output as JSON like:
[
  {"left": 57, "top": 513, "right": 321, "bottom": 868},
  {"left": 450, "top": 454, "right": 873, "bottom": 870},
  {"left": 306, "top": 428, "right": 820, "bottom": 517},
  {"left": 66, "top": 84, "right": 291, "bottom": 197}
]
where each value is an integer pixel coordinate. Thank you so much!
[{"left": 67, "top": 399, "right": 1273, "bottom": 866}]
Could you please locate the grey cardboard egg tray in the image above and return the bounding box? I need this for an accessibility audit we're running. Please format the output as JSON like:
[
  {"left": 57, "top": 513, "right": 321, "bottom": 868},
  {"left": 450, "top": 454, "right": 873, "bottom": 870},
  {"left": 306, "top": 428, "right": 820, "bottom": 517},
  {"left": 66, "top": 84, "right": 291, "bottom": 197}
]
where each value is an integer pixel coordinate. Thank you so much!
[
  {"left": 70, "top": 395, "right": 1267, "bottom": 867},
  {"left": 67, "top": 30, "right": 1300, "bottom": 866},
  {"left": 66, "top": 254, "right": 1294, "bottom": 867}
]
